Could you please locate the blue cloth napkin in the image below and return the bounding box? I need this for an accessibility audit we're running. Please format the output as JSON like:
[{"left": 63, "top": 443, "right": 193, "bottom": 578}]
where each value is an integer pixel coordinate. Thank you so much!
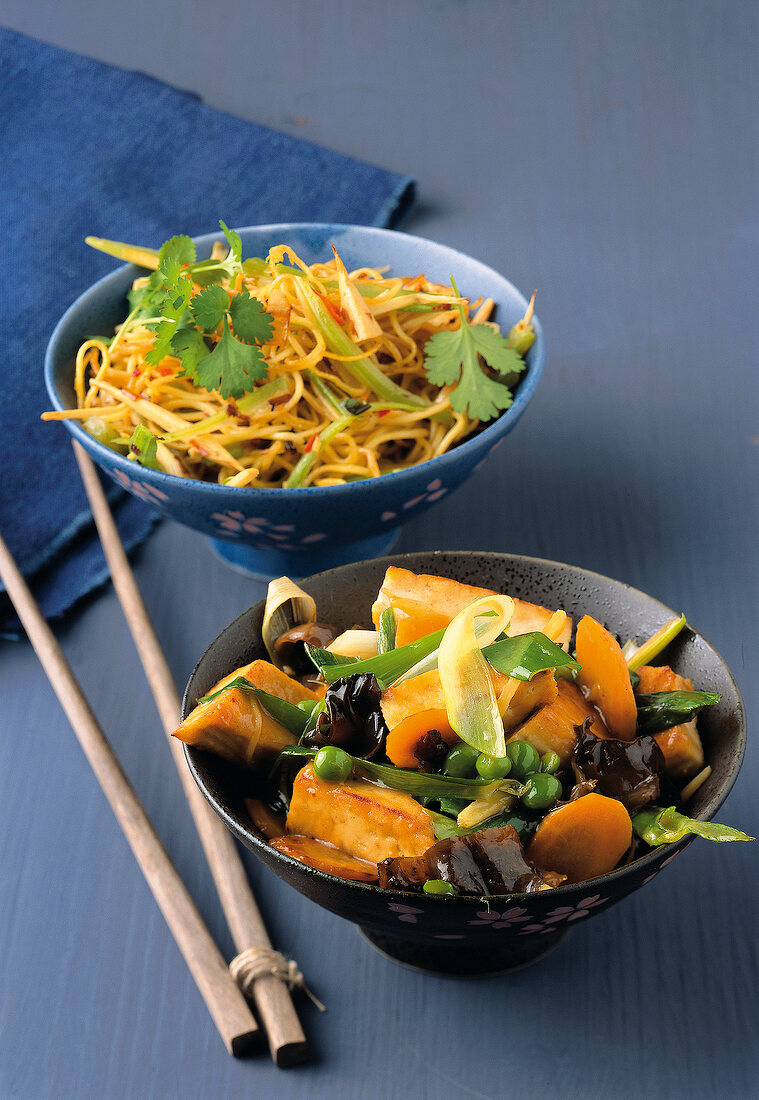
[{"left": 0, "top": 29, "right": 415, "bottom": 639}]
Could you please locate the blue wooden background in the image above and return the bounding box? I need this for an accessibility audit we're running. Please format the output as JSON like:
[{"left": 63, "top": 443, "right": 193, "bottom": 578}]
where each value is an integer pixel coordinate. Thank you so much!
[{"left": 1, "top": 2, "right": 757, "bottom": 1097}]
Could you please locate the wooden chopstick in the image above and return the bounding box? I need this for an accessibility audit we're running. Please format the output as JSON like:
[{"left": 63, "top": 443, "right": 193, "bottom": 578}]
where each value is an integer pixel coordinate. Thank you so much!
[
  {"left": 0, "top": 530, "right": 258, "bottom": 1057},
  {"left": 72, "top": 442, "right": 310, "bottom": 1068}
]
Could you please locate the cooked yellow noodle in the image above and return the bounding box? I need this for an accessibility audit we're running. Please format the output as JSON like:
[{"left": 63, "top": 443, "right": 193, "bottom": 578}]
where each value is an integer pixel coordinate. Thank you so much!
[{"left": 44, "top": 245, "right": 503, "bottom": 488}]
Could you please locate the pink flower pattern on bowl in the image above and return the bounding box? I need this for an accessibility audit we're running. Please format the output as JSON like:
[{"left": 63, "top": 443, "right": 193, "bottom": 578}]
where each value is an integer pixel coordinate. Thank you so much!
[
  {"left": 210, "top": 510, "right": 327, "bottom": 550},
  {"left": 467, "top": 906, "right": 532, "bottom": 930},
  {"left": 387, "top": 902, "right": 424, "bottom": 924},
  {"left": 381, "top": 478, "right": 448, "bottom": 523},
  {"left": 516, "top": 894, "right": 609, "bottom": 935},
  {"left": 111, "top": 468, "right": 169, "bottom": 504}
]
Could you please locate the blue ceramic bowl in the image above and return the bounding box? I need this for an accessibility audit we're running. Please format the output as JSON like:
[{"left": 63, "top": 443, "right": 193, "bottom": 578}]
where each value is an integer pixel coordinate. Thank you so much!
[
  {"left": 45, "top": 224, "right": 544, "bottom": 578},
  {"left": 184, "top": 551, "right": 747, "bottom": 975}
]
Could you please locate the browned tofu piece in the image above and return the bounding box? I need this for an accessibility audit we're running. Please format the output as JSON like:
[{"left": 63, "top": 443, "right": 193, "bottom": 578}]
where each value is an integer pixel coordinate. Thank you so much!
[
  {"left": 213, "top": 658, "right": 321, "bottom": 704},
  {"left": 286, "top": 763, "right": 436, "bottom": 863},
  {"left": 173, "top": 660, "right": 318, "bottom": 767},
  {"left": 636, "top": 664, "right": 705, "bottom": 779},
  {"left": 500, "top": 670, "right": 559, "bottom": 733},
  {"left": 507, "top": 680, "right": 606, "bottom": 764},
  {"left": 370, "top": 566, "right": 572, "bottom": 647},
  {"left": 270, "top": 835, "right": 379, "bottom": 883},
  {"left": 381, "top": 667, "right": 557, "bottom": 735}
]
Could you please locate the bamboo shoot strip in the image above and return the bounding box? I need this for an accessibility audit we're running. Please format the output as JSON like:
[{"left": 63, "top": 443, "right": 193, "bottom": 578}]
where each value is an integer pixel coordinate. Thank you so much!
[
  {"left": 0, "top": 530, "right": 258, "bottom": 1058},
  {"left": 72, "top": 442, "right": 310, "bottom": 1068}
]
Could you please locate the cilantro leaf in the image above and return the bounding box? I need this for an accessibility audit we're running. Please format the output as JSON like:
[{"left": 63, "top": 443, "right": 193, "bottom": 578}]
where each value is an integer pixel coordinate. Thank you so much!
[
  {"left": 158, "top": 234, "right": 196, "bottom": 284},
  {"left": 129, "top": 425, "right": 161, "bottom": 469},
  {"left": 145, "top": 319, "right": 179, "bottom": 366},
  {"left": 170, "top": 326, "right": 210, "bottom": 374},
  {"left": 424, "top": 297, "right": 526, "bottom": 421},
  {"left": 190, "top": 284, "right": 229, "bottom": 333},
  {"left": 192, "top": 318, "right": 269, "bottom": 398},
  {"left": 127, "top": 270, "right": 163, "bottom": 318},
  {"left": 219, "top": 220, "right": 242, "bottom": 264},
  {"left": 228, "top": 289, "right": 274, "bottom": 345}
]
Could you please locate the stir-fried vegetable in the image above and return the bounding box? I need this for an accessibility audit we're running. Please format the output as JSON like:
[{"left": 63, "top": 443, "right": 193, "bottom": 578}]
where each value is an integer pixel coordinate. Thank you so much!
[{"left": 173, "top": 566, "right": 749, "bottom": 897}]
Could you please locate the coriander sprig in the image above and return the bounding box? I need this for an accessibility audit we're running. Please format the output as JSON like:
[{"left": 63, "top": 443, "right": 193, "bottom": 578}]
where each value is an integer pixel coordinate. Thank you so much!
[
  {"left": 422, "top": 279, "right": 531, "bottom": 421},
  {"left": 95, "top": 224, "right": 276, "bottom": 400}
]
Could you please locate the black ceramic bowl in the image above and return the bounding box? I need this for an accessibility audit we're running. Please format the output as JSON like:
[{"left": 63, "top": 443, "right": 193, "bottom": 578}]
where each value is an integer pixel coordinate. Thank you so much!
[{"left": 183, "top": 551, "right": 746, "bottom": 975}]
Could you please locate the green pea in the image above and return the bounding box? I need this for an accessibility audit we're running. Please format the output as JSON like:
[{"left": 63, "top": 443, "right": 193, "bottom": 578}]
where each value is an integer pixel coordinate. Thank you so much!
[
  {"left": 505, "top": 740, "right": 541, "bottom": 779},
  {"left": 521, "top": 772, "right": 563, "bottom": 810},
  {"left": 313, "top": 746, "right": 353, "bottom": 782},
  {"left": 540, "top": 751, "right": 562, "bottom": 775},
  {"left": 475, "top": 752, "right": 512, "bottom": 780},
  {"left": 422, "top": 879, "right": 457, "bottom": 896},
  {"left": 297, "top": 700, "right": 319, "bottom": 714},
  {"left": 444, "top": 744, "right": 480, "bottom": 778}
]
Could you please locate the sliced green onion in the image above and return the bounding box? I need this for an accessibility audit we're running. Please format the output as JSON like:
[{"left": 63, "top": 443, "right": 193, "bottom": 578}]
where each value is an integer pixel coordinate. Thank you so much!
[
  {"left": 485, "top": 632, "right": 578, "bottom": 680},
  {"left": 636, "top": 690, "right": 721, "bottom": 735},
  {"left": 378, "top": 608, "right": 396, "bottom": 655},
  {"left": 285, "top": 413, "right": 355, "bottom": 488},
  {"left": 276, "top": 745, "right": 521, "bottom": 801},
  {"left": 626, "top": 614, "right": 687, "bottom": 671},
  {"left": 317, "top": 628, "right": 447, "bottom": 688},
  {"left": 294, "top": 279, "right": 428, "bottom": 409},
  {"left": 632, "top": 806, "right": 754, "bottom": 847},
  {"left": 164, "top": 376, "right": 290, "bottom": 442},
  {"left": 197, "top": 676, "right": 309, "bottom": 737}
]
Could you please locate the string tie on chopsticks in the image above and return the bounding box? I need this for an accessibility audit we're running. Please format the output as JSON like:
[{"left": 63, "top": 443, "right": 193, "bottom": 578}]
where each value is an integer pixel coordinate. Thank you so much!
[{"left": 230, "top": 948, "right": 326, "bottom": 1012}]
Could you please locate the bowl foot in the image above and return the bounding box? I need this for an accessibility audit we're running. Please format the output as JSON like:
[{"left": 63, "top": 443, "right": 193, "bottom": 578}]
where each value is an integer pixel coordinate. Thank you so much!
[
  {"left": 357, "top": 926, "right": 566, "bottom": 977},
  {"left": 208, "top": 527, "right": 401, "bottom": 580}
]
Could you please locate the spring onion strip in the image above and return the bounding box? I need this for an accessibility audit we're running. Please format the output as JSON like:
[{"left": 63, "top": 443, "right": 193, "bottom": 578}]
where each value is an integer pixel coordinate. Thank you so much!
[
  {"left": 294, "top": 279, "right": 429, "bottom": 409},
  {"left": 626, "top": 614, "right": 687, "bottom": 671},
  {"left": 438, "top": 595, "right": 515, "bottom": 758},
  {"left": 276, "top": 745, "right": 522, "bottom": 801},
  {"left": 635, "top": 690, "right": 721, "bottom": 735},
  {"left": 197, "top": 677, "right": 310, "bottom": 737},
  {"left": 164, "top": 376, "right": 290, "bottom": 442},
  {"left": 485, "top": 632, "right": 578, "bottom": 680},
  {"left": 378, "top": 608, "right": 396, "bottom": 655},
  {"left": 312, "top": 628, "right": 447, "bottom": 687},
  {"left": 632, "top": 806, "right": 754, "bottom": 847}
]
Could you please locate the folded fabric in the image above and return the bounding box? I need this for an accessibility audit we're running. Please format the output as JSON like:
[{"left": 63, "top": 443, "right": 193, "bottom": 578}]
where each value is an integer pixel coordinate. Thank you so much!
[{"left": 0, "top": 29, "right": 415, "bottom": 639}]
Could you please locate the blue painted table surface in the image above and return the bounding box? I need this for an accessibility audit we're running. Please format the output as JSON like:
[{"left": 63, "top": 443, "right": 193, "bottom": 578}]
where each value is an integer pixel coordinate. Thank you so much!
[{"left": 1, "top": 2, "right": 757, "bottom": 1097}]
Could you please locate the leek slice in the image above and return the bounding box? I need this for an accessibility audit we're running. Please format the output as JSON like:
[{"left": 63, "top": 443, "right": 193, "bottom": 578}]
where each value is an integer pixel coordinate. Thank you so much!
[
  {"left": 262, "top": 576, "right": 316, "bottom": 667},
  {"left": 326, "top": 629, "right": 379, "bottom": 661},
  {"left": 438, "top": 595, "right": 515, "bottom": 758}
]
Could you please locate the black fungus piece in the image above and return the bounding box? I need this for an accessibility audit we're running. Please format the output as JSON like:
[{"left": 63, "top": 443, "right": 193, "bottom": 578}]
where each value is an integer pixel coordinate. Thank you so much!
[
  {"left": 273, "top": 621, "right": 340, "bottom": 677},
  {"left": 571, "top": 718, "right": 665, "bottom": 813},
  {"left": 378, "top": 825, "right": 548, "bottom": 895},
  {"left": 301, "top": 672, "right": 388, "bottom": 759},
  {"left": 414, "top": 729, "right": 449, "bottom": 773}
]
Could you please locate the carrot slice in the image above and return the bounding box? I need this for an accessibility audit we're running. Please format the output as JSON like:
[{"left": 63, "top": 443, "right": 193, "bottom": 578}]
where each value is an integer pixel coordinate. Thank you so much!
[
  {"left": 394, "top": 611, "right": 451, "bottom": 648},
  {"left": 527, "top": 793, "right": 632, "bottom": 883},
  {"left": 385, "top": 709, "right": 460, "bottom": 767},
  {"left": 271, "top": 835, "right": 379, "bottom": 883},
  {"left": 576, "top": 615, "right": 637, "bottom": 740}
]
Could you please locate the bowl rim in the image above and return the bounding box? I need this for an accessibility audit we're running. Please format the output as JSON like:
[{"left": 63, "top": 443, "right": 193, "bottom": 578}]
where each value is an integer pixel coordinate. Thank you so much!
[
  {"left": 183, "top": 548, "right": 747, "bottom": 904},
  {"left": 44, "top": 222, "right": 545, "bottom": 500}
]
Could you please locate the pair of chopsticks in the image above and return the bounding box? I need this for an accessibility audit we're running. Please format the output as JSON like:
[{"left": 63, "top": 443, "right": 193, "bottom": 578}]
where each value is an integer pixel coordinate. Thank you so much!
[{"left": 0, "top": 441, "right": 311, "bottom": 1065}]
